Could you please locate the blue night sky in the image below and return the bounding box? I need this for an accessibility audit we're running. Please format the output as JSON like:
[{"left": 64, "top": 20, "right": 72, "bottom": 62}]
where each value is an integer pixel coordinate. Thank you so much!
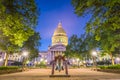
[{"left": 36, "top": 0, "right": 90, "bottom": 51}]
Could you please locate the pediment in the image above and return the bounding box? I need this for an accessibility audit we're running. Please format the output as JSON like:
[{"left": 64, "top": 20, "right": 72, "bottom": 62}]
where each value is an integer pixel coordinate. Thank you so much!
[{"left": 49, "top": 44, "right": 66, "bottom": 51}]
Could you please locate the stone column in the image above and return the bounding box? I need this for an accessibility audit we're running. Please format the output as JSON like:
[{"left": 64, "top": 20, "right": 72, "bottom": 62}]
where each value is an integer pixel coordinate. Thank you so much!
[
  {"left": 61, "top": 51, "right": 62, "bottom": 55},
  {"left": 56, "top": 51, "right": 58, "bottom": 56},
  {"left": 52, "top": 51, "right": 54, "bottom": 60},
  {"left": 58, "top": 51, "right": 60, "bottom": 55},
  {"left": 53, "top": 51, "right": 55, "bottom": 60},
  {"left": 51, "top": 51, "right": 53, "bottom": 61}
]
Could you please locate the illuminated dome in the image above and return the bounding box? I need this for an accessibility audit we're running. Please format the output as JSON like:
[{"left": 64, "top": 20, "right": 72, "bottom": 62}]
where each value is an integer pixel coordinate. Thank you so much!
[
  {"left": 53, "top": 22, "right": 66, "bottom": 36},
  {"left": 52, "top": 22, "right": 68, "bottom": 46}
]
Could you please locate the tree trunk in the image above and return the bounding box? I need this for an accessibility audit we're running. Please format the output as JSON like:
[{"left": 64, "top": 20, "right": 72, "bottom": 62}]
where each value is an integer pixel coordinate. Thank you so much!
[
  {"left": 110, "top": 53, "right": 114, "bottom": 65},
  {"left": 3, "top": 53, "right": 9, "bottom": 66}
]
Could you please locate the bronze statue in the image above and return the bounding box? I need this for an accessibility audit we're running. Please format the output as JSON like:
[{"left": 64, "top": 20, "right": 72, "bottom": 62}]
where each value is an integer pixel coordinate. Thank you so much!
[{"left": 50, "top": 55, "right": 69, "bottom": 75}]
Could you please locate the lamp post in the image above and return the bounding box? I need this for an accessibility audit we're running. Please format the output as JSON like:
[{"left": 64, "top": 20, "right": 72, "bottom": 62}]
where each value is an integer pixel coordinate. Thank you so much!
[
  {"left": 0, "top": 58, "right": 3, "bottom": 62},
  {"left": 116, "top": 57, "right": 120, "bottom": 64},
  {"left": 22, "top": 51, "right": 29, "bottom": 70},
  {"left": 45, "top": 60, "right": 47, "bottom": 65},
  {"left": 92, "top": 51, "right": 97, "bottom": 70},
  {"left": 0, "top": 57, "right": 3, "bottom": 66},
  {"left": 77, "top": 58, "right": 79, "bottom": 68}
]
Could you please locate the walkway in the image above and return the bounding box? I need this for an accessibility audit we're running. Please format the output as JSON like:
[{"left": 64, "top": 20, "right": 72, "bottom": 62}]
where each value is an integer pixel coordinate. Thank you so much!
[{"left": 0, "top": 68, "right": 120, "bottom": 80}]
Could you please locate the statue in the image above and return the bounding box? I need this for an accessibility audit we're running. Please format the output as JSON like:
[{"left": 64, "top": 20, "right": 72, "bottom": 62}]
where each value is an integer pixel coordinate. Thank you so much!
[{"left": 50, "top": 55, "right": 69, "bottom": 75}]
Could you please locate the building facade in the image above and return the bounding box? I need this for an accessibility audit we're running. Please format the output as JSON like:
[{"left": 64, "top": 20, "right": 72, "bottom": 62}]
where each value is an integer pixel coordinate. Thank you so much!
[
  {"left": 0, "top": 52, "right": 23, "bottom": 66},
  {"left": 33, "top": 22, "right": 68, "bottom": 64},
  {"left": 0, "top": 52, "right": 5, "bottom": 66}
]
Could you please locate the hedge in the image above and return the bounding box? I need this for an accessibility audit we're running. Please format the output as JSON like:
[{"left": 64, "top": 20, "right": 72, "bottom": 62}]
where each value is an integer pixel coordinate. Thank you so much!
[
  {"left": 99, "top": 64, "right": 120, "bottom": 69},
  {"left": 0, "top": 66, "right": 20, "bottom": 70},
  {"left": 0, "top": 66, "right": 22, "bottom": 74}
]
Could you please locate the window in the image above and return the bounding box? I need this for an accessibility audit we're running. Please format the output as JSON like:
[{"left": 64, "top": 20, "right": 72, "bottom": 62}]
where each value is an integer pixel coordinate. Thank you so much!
[{"left": 59, "top": 38, "right": 62, "bottom": 42}]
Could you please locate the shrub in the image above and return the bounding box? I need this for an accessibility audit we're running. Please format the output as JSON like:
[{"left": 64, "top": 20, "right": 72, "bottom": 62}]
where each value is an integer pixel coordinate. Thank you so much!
[
  {"left": 0, "top": 66, "right": 20, "bottom": 70},
  {"left": 11, "top": 61, "right": 22, "bottom": 66},
  {"left": 99, "top": 64, "right": 120, "bottom": 69},
  {"left": 36, "top": 62, "right": 47, "bottom": 68}
]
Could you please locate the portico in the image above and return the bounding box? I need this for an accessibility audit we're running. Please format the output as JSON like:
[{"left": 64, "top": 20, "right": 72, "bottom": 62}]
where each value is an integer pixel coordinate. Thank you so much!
[{"left": 48, "top": 44, "right": 66, "bottom": 62}]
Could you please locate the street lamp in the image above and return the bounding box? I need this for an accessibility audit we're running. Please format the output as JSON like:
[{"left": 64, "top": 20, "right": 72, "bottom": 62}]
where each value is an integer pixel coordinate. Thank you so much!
[
  {"left": 22, "top": 51, "right": 29, "bottom": 57},
  {"left": 72, "top": 59, "right": 75, "bottom": 66},
  {"left": 0, "top": 57, "right": 3, "bottom": 66},
  {"left": 91, "top": 51, "right": 97, "bottom": 70},
  {"left": 22, "top": 51, "right": 29, "bottom": 69},
  {"left": 92, "top": 51, "right": 97, "bottom": 57},
  {"left": 0, "top": 58, "right": 3, "bottom": 62},
  {"left": 116, "top": 57, "right": 120, "bottom": 64},
  {"left": 45, "top": 60, "right": 47, "bottom": 66},
  {"left": 72, "top": 59, "right": 75, "bottom": 63},
  {"left": 40, "top": 58, "right": 43, "bottom": 62},
  {"left": 77, "top": 58, "right": 79, "bottom": 68}
]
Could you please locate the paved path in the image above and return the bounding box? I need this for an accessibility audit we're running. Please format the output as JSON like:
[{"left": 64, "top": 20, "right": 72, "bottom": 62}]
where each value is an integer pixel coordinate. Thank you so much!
[{"left": 0, "top": 68, "right": 120, "bottom": 80}]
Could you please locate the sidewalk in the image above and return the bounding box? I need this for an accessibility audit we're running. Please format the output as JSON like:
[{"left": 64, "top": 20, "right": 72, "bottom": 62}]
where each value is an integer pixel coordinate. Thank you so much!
[{"left": 0, "top": 68, "right": 120, "bottom": 80}]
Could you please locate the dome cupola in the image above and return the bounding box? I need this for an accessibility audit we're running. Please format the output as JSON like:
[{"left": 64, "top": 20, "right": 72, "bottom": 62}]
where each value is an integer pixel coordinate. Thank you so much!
[
  {"left": 52, "top": 22, "right": 68, "bottom": 46},
  {"left": 53, "top": 22, "right": 66, "bottom": 36}
]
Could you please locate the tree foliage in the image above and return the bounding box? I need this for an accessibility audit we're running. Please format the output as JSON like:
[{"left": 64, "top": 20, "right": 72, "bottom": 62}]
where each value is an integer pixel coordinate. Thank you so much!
[
  {"left": 65, "top": 35, "right": 80, "bottom": 58},
  {"left": 65, "top": 34, "right": 98, "bottom": 60},
  {"left": 0, "top": 0, "right": 39, "bottom": 47},
  {"left": 72, "top": 0, "right": 120, "bottom": 65},
  {"left": 72, "top": 0, "right": 120, "bottom": 52},
  {"left": 0, "top": 0, "right": 40, "bottom": 66},
  {"left": 22, "top": 32, "right": 41, "bottom": 60}
]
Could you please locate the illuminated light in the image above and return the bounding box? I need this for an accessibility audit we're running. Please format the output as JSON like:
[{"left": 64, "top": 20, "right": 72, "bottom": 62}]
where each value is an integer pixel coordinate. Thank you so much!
[
  {"left": 116, "top": 57, "right": 120, "bottom": 61},
  {"left": 77, "top": 58, "right": 79, "bottom": 61},
  {"left": 83, "top": 61, "right": 86, "bottom": 63},
  {"left": 40, "top": 58, "right": 43, "bottom": 62},
  {"left": 72, "top": 59, "right": 75, "bottom": 62},
  {"left": 38, "top": 62, "right": 40, "bottom": 64},
  {"left": 26, "top": 60, "right": 30, "bottom": 64},
  {"left": 34, "top": 61, "right": 37, "bottom": 64},
  {"left": 22, "top": 51, "right": 29, "bottom": 57},
  {"left": 92, "top": 51, "right": 97, "bottom": 57},
  {"left": 0, "top": 58, "right": 3, "bottom": 62},
  {"left": 45, "top": 60, "right": 47, "bottom": 62}
]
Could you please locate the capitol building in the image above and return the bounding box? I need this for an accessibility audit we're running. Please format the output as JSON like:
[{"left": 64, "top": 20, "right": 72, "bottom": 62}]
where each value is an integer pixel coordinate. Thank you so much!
[
  {"left": 33, "top": 22, "right": 68, "bottom": 65},
  {"left": 48, "top": 22, "right": 68, "bottom": 61}
]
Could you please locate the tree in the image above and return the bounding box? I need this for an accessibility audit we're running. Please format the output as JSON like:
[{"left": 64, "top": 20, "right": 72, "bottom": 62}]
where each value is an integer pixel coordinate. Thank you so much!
[
  {"left": 22, "top": 32, "right": 41, "bottom": 60},
  {"left": 0, "top": 31, "right": 22, "bottom": 66},
  {"left": 0, "top": 0, "right": 39, "bottom": 66},
  {"left": 79, "top": 33, "right": 99, "bottom": 61},
  {"left": 65, "top": 35, "right": 80, "bottom": 58},
  {"left": 72, "top": 0, "right": 120, "bottom": 65},
  {"left": 65, "top": 34, "right": 87, "bottom": 60}
]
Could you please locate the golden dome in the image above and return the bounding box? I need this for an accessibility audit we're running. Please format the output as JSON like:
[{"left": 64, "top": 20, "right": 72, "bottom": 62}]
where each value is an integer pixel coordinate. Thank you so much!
[
  {"left": 53, "top": 22, "right": 67, "bottom": 36},
  {"left": 52, "top": 22, "right": 68, "bottom": 46}
]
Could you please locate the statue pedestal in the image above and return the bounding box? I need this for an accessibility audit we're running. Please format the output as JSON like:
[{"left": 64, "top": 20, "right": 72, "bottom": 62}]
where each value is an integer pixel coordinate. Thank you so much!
[{"left": 49, "top": 75, "right": 70, "bottom": 77}]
